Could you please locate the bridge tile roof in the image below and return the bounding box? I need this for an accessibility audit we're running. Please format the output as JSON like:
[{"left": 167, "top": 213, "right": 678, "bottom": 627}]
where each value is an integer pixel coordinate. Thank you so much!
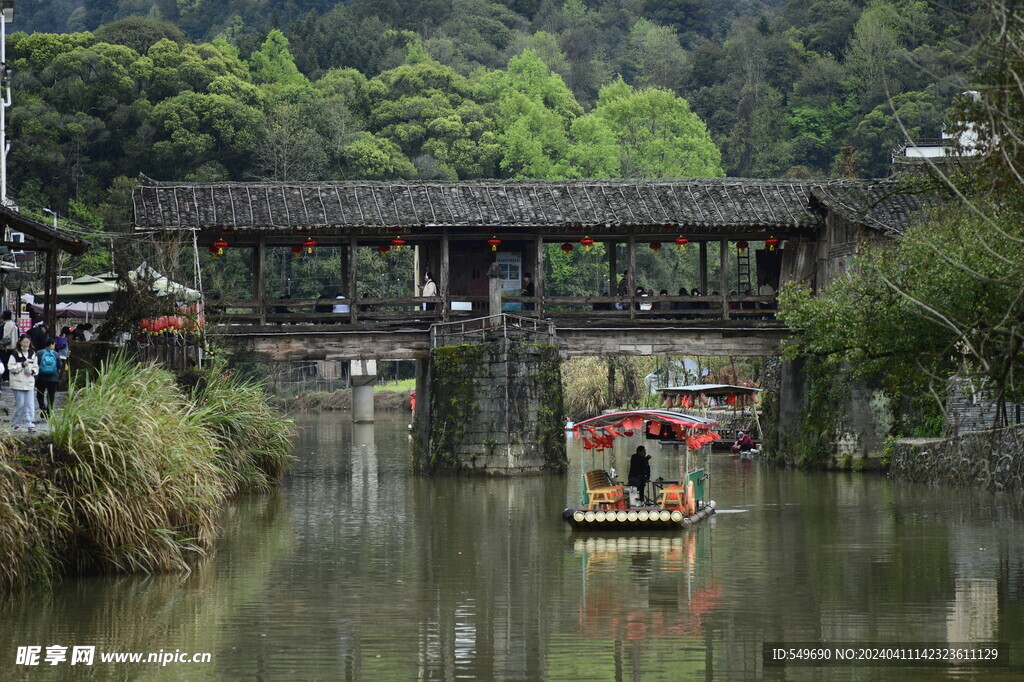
[{"left": 132, "top": 176, "right": 928, "bottom": 235}]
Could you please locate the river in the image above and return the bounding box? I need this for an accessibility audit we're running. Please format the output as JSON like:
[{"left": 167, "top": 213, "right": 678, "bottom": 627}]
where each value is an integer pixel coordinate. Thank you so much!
[{"left": 2, "top": 414, "right": 1022, "bottom": 680}]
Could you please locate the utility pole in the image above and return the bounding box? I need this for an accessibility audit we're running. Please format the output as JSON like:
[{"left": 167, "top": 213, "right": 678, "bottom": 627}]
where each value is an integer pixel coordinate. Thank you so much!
[{"left": 0, "top": 1, "right": 13, "bottom": 209}]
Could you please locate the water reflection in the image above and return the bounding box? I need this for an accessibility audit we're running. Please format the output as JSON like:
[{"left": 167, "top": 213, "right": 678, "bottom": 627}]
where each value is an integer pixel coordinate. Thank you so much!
[{"left": 1, "top": 415, "right": 1022, "bottom": 680}]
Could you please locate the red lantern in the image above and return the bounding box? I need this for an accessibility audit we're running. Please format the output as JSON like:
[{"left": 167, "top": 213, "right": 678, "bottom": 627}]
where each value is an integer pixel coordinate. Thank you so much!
[
  {"left": 303, "top": 237, "right": 317, "bottom": 254},
  {"left": 140, "top": 318, "right": 150, "bottom": 334},
  {"left": 725, "top": 393, "right": 737, "bottom": 405},
  {"left": 391, "top": 236, "right": 406, "bottom": 251},
  {"left": 560, "top": 242, "right": 574, "bottom": 253},
  {"left": 207, "top": 246, "right": 218, "bottom": 257},
  {"left": 765, "top": 236, "right": 780, "bottom": 252},
  {"left": 580, "top": 236, "right": 594, "bottom": 252},
  {"left": 649, "top": 241, "right": 662, "bottom": 251},
  {"left": 291, "top": 246, "right": 303, "bottom": 259},
  {"left": 378, "top": 244, "right": 391, "bottom": 255},
  {"left": 212, "top": 239, "right": 228, "bottom": 258},
  {"left": 487, "top": 236, "right": 502, "bottom": 252},
  {"left": 737, "top": 241, "right": 749, "bottom": 254},
  {"left": 675, "top": 236, "right": 689, "bottom": 251}
]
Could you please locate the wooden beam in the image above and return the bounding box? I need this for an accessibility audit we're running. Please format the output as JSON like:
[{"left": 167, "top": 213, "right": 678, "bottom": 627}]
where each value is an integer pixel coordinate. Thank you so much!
[
  {"left": 45, "top": 248, "right": 58, "bottom": 332},
  {"left": 699, "top": 241, "right": 708, "bottom": 294},
  {"left": 441, "top": 228, "right": 450, "bottom": 323},
  {"left": 627, "top": 236, "right": 636, "bottom": 320},
  {"left": 253, "top": 236, "right": 266, "bottom": 325},
  {"left": 720, "top": 238, "right": 729, "bottom": 320},
  {"left": 534, "top": 233, "right": 544, "bottom": 318},
  {"left": 349, "top": 234, "right": 358, "bottom": 324}
]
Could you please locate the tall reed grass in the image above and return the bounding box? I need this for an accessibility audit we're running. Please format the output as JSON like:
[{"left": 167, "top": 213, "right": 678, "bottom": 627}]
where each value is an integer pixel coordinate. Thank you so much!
[
  {"left": 48, "top": 358, "right": 228, "bottom": 573},
  {"left": 189, "top": 361, "right": 295, "bottom": 494},
  {"left": 0, "top": 440, "right": 71, "bottom": 592},
  {"left": 0, "top": 354, "right": 296, "bottom": 586}
]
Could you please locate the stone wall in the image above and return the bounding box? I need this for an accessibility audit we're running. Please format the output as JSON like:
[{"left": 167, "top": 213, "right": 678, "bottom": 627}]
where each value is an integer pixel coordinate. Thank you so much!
[
  {"left": 889, "top": 426, "right": 1024, "bottom": 492},
  {"left": 415, "top": 337, "right": 566, "bottom": 475}
]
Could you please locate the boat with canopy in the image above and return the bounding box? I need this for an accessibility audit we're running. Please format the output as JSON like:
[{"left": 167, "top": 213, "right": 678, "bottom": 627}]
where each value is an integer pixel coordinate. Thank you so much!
[{"left": 563, "top": 409, "right": 719, "bottom": 530}]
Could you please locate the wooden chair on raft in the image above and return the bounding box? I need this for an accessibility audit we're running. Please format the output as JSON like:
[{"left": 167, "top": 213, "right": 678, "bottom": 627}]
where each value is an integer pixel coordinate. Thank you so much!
[{"left": 585, "top": 469, "right": 626, "bottom": 510}]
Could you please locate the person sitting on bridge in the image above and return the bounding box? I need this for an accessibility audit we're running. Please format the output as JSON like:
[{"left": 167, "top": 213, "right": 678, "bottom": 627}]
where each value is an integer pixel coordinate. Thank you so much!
[
  {"left": 628, "top": 445, "right": 651, "bottom": 503},
  {"left": 731, "top": 430, "right": 755, "bottom": 453}
]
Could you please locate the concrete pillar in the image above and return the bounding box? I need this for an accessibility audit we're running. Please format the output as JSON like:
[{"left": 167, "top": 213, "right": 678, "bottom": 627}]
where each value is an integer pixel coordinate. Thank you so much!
[
  {"left": 488, "top": 262, "right": 502, "bottom": 324},
  {"left": 351, "top": 358, "right": 377, "bottom": 423}
]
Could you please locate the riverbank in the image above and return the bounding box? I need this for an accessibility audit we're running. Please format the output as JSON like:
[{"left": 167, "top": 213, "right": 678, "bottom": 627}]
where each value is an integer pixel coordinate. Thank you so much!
[{"left": 0, "top": 357, "right": 295, "bottom": 594}]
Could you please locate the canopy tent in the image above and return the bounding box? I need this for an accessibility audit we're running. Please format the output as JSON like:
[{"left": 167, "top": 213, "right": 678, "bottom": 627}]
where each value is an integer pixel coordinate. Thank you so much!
[
  {"left": 31, "top": 273, "right": 119, "bottom": 304},
  {"left": 21, "top": 293, "right": 110, "bottom": 320},
  {"left": 658, "top": 384, "right": 761, "bottom": 409},
  {"left": 127, "top": 265, "right": 201, "bottom": 301},
  {"left": 571, "top": 409, "right": 720, "bottom": 452}
]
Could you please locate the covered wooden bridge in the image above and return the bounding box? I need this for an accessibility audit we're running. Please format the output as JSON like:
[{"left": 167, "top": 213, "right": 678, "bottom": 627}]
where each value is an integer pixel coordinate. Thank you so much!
[{"left": 131, "top": 176, "right": 925, "bottom": 361}]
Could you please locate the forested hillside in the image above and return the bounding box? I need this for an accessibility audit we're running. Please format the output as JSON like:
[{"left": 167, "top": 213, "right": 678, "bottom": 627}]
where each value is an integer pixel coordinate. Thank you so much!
[{"left": 4, "top": 1, "right": 978, "bottom": 271}]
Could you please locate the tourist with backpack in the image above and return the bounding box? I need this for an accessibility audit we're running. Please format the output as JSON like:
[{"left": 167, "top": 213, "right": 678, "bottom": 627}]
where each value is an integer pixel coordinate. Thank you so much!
[
  {"left": 36, "top": 338, "right": 60, "bottom": 420},
  {"left": 9, "top": 334, "right": 38, "bottom": 432}
]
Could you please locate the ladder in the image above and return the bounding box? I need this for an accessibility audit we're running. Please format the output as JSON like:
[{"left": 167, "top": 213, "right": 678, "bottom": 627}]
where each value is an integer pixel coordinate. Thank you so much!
[{"left": 736, "top": 249, "right": 752, "bottom": 293}]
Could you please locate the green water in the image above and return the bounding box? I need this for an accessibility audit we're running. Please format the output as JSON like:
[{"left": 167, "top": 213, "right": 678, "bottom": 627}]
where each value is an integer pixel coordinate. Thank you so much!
[{"left": 2, "top": 414, "right": 1022, "bottom": 680}]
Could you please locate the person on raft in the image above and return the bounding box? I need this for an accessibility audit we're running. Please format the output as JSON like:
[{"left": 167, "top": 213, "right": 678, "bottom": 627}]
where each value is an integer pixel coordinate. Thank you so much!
[
  {"left": 731, "top": 430, "right": 755, "bottom": 453},
  {"left": 628, "top": 445, "right": 651, "bottom": 504}
]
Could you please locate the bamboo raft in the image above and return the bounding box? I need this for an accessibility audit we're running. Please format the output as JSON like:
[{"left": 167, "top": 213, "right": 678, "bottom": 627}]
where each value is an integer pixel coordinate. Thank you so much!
[{"left": 563, "top": 500, "right": 716, "bottom": 530}]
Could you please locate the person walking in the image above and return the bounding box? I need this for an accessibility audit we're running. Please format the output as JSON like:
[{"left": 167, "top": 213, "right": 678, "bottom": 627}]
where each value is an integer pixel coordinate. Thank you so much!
[
  {"left": 9, "top": 334, "right": 38, "bottom": 433},
  {"left": 35, "top": 338, "right": 61, "bottom": 420},
  {"left": 1, "top": 310, "right": 17, "bottom": 383}
]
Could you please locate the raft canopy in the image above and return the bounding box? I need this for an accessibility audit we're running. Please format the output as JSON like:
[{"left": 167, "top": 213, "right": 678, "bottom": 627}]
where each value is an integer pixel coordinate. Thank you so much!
[
  {"left": 658, "top": 384, "right": 762, "bottom": 396},
  {"left": 571, "top": 409, "right": 720, "bottom": 452}
]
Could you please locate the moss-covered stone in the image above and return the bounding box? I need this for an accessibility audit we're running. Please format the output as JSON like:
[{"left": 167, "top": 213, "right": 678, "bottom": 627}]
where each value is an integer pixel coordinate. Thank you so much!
[{"left": 417, "top": 338, "right": 567, "bottom": 475}]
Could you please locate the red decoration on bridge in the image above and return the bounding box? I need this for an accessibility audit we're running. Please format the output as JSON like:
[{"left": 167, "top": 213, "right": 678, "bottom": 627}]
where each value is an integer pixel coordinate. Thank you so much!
[
  {"left": 212, "top": 239, "right": 228, "bottom": 258},
  {"left": 736, "top": 241, "right": 749, "bottom": 254},
  {"left": 765, "top": 236, "right": 780, "bottom": 252},
  {"left": 291, "top": 246, "right": 303, "bottom": 259},
  {"left": 391, "top": 236, "right": 406, "bottom": 251},
  {"left": 675, "top": 236, "right": 689, "bottom": 251},
  {"left": 378, "top": 244, "right": 390, "bottom": 255},
  {"left": 303, "top": 237, "right": 318, "bottom": 254},
  {"left": 649, "top": 241, "right": 662, "bottom": 251},
  {"left": 580, "top": 236, "right": 594, "bottom": 252},
  {"left": 560, "top": 242, "right": 574, "bottom": 253},
  {"left": 487, "top": 236, "right": 502, "bottom": 252}
]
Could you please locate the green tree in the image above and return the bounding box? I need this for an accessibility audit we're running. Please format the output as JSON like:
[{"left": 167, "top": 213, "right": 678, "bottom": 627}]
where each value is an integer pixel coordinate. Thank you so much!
[
  {"left": 250, "top": 29, "right": 309, "bottom": 88},
  {"left": 586, "top": 79, "right": 723, "bottom": 178}
]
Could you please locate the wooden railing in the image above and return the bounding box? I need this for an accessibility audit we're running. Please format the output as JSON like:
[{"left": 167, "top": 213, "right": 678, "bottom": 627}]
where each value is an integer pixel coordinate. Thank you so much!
[
  {"left": 205, "top": 294, "right": 778, "bottom": 327},
  {"left": 430, "top": 314, "right": 557, "bottom": 348}
]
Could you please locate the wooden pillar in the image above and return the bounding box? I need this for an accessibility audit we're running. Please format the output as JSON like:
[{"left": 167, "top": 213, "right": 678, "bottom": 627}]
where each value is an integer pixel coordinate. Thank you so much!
[
  {"left": 719, "top": 238, "right": 729, "bottom": 320},
  {"left": 699, "top": 241, "right": 708, "bottom": 294},
  {"left": 340, "top": 241, "right": 350, "bottom": 298},
  {"left": 253, "top": 237, "right": 266, "bottom": 325},
  {"left": 534, "top": 234, "right": 544, "bottom": 318},
  {"left": 609, "top": 240, "right": 617, "bottom": 296},
  {"left": 413, "top": 245, "right": 421, "bottom": 296},
  {"left": 348, "top": 234, "right": 359, "bottom": 324},
  {"left": 45, "top": 248, "right": 58, "bottom": 332},
  {"left": 441, "top": 228, "right": 450, "bottom": 322},
  {"left": 627, "top": 235, "right": 636, "bottom": 320}
]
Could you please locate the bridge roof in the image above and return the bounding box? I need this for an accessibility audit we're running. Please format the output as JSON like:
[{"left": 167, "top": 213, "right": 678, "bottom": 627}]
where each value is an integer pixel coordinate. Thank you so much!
[
  {"left": 810, "top": 178, "right": 937, "bottom": 236},
  {"left": 132, "top": 176, "right": 929, "bottom": 236}
]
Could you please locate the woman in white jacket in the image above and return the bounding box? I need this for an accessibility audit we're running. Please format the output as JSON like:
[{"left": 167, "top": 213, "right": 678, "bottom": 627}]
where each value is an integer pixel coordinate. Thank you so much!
[{"left": 9, "top": 334, "right": 38, "bottom": 432}]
